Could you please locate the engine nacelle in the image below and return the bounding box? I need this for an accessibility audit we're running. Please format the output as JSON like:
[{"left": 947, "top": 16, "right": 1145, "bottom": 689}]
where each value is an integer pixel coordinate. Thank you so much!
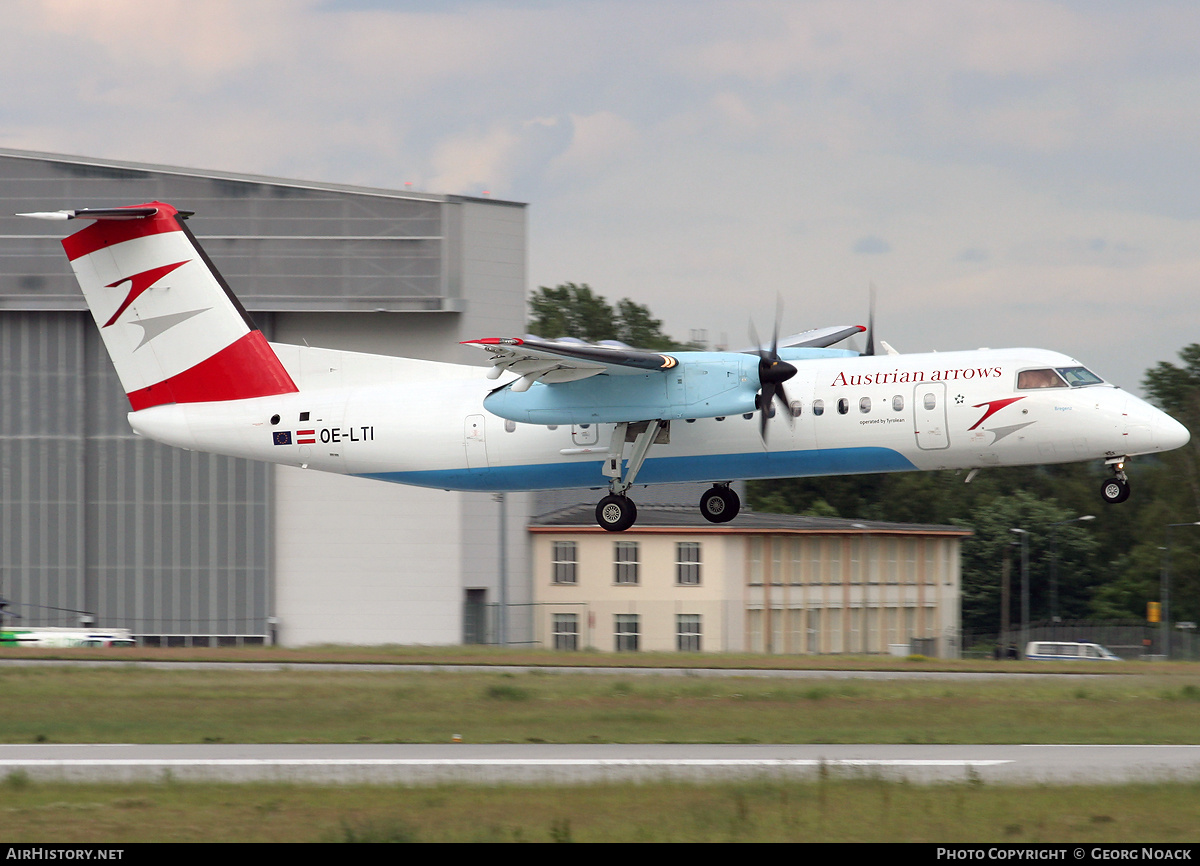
[{"left": 483, "top": 354, "right": 761, "bottom": 424}]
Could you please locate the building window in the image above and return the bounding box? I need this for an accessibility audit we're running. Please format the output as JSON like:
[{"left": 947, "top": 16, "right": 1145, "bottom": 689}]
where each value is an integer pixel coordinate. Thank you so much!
[
  {"left": 614, "top": 614, "right": 639, "bottom": 651},
  {"left": 676, "top": 542, "right": 701, "bottom": 585},
  {"left": 614, "top": 541, "right": 639, "bottom": 584},
  {"left": 749, "top": 536, "right": 764, "bottom": 584},
  {"left": 677, "top": 614, "right": 701, "bottom": 652},
  {"left": 552, "top": 541, "right": 577, "bottom": 584},
  {"left": 553, "top": 614, "right": 579, "bottom": 650}
]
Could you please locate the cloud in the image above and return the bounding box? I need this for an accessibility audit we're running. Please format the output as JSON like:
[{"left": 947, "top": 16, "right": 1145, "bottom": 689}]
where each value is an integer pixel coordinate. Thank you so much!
[
  {"left": 2, "top": 0, "right": 1199, "bottom": 394},
  {"left": 853, "top": 235, "right": 892, "bottom": 255}
]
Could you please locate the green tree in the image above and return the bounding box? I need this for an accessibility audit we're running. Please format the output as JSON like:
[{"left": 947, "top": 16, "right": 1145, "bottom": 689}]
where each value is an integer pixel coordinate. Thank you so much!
[
  {"left": 958, "top": 491, "right": 1101, "bottom": 634},
  {"left": 527, "top": 284, "right": 694, "bottom": 350},
  {"left": 527, "top": 283, "right": 616, "bottom": 343},
  {"left": 1143, "top": 344, "right": 1200, "bottom": 517}
]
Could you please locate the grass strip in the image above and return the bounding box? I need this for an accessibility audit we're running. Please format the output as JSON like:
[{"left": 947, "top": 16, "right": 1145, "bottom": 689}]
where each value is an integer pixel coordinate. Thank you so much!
[
  {"left": 2, "top": 776, "right": 1198, "bottom": 843},
  {"left": 0, "top": 667, "right": 1197, "bottom": 744}
]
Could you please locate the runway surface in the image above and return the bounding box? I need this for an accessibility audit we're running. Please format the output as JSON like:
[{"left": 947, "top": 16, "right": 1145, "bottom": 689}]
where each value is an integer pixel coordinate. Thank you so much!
[{"left": 3, "top": 743, "right": 1198, "bottom": 786}]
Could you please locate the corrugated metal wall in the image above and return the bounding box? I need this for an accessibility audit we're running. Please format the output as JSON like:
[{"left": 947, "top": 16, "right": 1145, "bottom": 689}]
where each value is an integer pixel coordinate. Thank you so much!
[{"left": 0, "top": 311, "right": 271, "bottom": 640}]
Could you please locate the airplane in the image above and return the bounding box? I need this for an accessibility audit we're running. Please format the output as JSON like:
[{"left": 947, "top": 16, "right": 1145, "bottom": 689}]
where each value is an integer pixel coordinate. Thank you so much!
[{"left": 17, "top": 201, "right": 1191, "bottom": 532}]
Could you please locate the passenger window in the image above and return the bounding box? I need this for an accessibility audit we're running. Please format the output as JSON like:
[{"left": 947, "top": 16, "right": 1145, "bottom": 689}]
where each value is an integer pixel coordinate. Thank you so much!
[
  {"left": 789, "top": 400, "right": 802, "bottom": 418},
  {"left": 837, "top": 398, "right": 849, "bottom": 415},
  {"left": 1017, "top": 369, "right": 1067, "bottom": 389},
  {"left": 812, "top": 400, "right": 824, "bottom": 417},
  {"left": 859, "top": 397, "right": 871, "bottom": 414},
  {"left": 892, "top": 395, "right": 903, "bottom": 412},
  {"left": 923, "top": 393, "right": 936, "bottom": 410}
]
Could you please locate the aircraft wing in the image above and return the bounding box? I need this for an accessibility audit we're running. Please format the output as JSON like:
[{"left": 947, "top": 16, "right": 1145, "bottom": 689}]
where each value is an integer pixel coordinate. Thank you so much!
[
  {"left": 740, "top": 324, "right": 865, "bottom": 353},
  {"left": 462, "top": 337, "right": 678, "bottom": 392}
]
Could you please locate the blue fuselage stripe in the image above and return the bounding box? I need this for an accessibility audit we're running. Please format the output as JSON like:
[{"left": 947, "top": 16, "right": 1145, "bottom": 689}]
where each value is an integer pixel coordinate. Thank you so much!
[{"left": 356, "top": 446, "right": 917, "bottom": 491}]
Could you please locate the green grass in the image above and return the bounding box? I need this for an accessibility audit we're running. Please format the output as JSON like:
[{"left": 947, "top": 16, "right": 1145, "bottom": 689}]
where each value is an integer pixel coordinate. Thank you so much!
[
  {"left": 0, "top": 666, "right": 1198, "bottom": 744},
  {"left": 0, "top": 778, "right": 1198, "bottom": 842}
]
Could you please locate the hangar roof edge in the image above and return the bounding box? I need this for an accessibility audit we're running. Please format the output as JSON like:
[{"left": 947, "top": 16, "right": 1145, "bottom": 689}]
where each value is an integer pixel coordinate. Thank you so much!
[{"left": 0, "top": 146, "right": 526, "bottom": 209}]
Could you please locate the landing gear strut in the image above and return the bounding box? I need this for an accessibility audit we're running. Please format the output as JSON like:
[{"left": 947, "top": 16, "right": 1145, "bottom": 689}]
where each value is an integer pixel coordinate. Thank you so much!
[
  {"left": 1101, "top": 457, "right": 1131, "bottom": 504},
  {"left": 591, "top": 422, "right": 747, "bottom": 531},
  {"left": 700, "top": 484, "right": 740, "bottom": 523},
  {"left": 594, "top": 420, "right": 668, "bottom": 532}
]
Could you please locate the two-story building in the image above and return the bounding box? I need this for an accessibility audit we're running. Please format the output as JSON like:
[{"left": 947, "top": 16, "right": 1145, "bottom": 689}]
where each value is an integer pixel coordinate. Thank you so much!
[{"left": 531, "top": 504, "right": 970, "bottom": 656}]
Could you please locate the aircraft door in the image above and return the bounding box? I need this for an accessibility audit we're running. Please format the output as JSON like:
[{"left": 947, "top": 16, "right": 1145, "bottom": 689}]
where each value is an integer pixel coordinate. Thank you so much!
[
  {"left": 465, "top": 414, "right": 489, "bottom": 469},
  {"left": 914, "top": 383, "right": 950, "bottom": 450},
  {"left": 572, "top": 424, "right": 599, "bottom": 447}
]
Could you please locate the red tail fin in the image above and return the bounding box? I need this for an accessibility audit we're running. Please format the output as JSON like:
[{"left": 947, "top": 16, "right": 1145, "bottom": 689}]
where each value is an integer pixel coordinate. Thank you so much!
[{"left": 58, "top": 202, "right": 297, "bottom": 409}]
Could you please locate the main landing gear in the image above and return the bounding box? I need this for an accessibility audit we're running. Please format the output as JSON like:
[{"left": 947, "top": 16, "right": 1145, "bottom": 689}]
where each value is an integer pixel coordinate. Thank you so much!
[
  {"left": 1100, "top": 457, "right": 1131, "bottom": 504},
  {"left": 592, "top": 420, "right": 743, "bottom": 531},
  {"left": 700, "top": 484, "right": 740, "bottom": 524}
]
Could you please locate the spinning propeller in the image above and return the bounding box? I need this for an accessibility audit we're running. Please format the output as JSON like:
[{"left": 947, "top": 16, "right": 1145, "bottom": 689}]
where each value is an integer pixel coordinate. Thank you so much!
[{"left": 748, "top": 301, "right": 797, "bottom": 444}]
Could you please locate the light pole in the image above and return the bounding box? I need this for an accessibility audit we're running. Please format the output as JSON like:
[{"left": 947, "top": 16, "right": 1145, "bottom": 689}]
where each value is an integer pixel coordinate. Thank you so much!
[
  {"left": 1161, "top": 522, "right": 1200, "bottom": 659},
  {"left": 1048, "top": 515, "right": 1095, "bottom": 624},
  {"left": 1010, "top": 528, "right": 1029, "bottom": 657}
]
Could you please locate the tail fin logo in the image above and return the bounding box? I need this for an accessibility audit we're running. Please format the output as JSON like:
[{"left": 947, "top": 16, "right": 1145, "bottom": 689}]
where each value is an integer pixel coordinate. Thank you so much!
[{"left": 102, "top": 260, "right": 190, "bottom": 327}]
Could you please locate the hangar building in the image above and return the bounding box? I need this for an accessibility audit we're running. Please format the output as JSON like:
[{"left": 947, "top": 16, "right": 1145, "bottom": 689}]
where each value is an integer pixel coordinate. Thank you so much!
[{"left": 0, "top": 147, "right": 532, "bottom": 646}]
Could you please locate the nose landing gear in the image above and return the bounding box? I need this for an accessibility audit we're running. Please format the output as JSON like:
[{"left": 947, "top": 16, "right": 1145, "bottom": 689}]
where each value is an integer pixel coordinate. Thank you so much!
[{"left": 1101, "top": 458, "right": 1131, "bottom": 504}]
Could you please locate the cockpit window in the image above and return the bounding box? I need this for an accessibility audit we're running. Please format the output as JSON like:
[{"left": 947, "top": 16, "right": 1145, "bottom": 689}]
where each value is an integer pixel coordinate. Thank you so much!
[
  {"left": 1056, "top": 366, "right": 1104, "bottom": 387},
  {"left": 1017, "top": 369, "right": 1068, "bottom": 389}
]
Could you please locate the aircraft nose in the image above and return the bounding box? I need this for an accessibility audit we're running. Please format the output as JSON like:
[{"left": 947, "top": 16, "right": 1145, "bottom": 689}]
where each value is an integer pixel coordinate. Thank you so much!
[{"left": 1156, "top": 412, "right": 1191, "bottom": 451}]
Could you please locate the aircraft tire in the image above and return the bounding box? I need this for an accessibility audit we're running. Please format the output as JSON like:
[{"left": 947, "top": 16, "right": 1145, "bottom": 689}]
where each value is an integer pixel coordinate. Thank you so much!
[
  {"left": 596, "top": 494, "right": 637, "bottom": 531},
  {"left": 1100, "top": 477, "right": 1130, "bottom": 504},
  {"left": 700, "top": 486, "right": 740, "bottom": 524}
]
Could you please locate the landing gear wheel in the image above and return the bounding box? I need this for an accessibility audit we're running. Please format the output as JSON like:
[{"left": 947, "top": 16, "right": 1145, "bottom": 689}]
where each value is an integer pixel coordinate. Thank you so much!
[
  {"left": 700, "top": 486, "right": 741, "bottom": 524},
  {"left": 596, "top": 494, "right": 638, "bottom": 531},
  {"left": 1101, "top": 477, "right": 1130, "bottom": 504}
]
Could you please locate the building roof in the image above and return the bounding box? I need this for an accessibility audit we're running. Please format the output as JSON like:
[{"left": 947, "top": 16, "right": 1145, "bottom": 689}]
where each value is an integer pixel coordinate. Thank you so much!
[
  {"left": 530, "top": 504, "right": 971, "bottom": 536},
  {"left": 0, "top": 146, "right": 526, "bottom": 208}
]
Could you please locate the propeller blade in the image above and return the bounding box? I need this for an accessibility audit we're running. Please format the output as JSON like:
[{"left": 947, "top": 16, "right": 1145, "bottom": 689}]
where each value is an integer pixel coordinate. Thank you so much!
[
  {"left": 748, "top": 319, "right": 765, "bottom": 359},
  {"left": 864, "top": 282, "right": 877, "bottom": 356},
  {"left": 773, "top": 381, "right": 796, "bottom": 429},
  {"left": 771, "top": 294, "right": 783, "bottom": 357},
  {"left": 759, "top": 383, "right": 775, "bottom": 441}
]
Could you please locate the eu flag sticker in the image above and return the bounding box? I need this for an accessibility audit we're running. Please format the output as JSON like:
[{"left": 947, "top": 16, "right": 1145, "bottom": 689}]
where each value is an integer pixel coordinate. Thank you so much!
[{"left": 273, "top": 431, "right": 293, "bottom": 446}]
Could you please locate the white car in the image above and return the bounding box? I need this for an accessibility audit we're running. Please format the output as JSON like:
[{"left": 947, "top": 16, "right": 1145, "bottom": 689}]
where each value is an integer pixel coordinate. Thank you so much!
[{"left": 1024, "top": 641, "right": 1122, "bottom": 661}]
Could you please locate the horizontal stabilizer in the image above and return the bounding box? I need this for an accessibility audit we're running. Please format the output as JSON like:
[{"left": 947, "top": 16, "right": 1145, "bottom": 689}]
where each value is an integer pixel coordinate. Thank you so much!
[{"left": 18, "top": 207, "right": 165, "bottom": 221}]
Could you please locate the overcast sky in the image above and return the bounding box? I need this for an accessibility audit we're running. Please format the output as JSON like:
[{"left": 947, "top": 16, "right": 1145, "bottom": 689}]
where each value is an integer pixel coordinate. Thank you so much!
[{"left": 4, "top": 0, "right": 1198, "bottom": 394}]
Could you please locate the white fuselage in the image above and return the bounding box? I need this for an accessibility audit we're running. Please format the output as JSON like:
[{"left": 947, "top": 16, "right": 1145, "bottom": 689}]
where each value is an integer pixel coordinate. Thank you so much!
[{"left": 125, "top": 343, "right": 1189, "bottom": 493}]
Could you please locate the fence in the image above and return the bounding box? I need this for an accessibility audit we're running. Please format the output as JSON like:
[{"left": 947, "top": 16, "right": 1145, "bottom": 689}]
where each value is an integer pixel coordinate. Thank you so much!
[{"left": 963, "top": 620, "right": 1199, "bottom": 660}]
